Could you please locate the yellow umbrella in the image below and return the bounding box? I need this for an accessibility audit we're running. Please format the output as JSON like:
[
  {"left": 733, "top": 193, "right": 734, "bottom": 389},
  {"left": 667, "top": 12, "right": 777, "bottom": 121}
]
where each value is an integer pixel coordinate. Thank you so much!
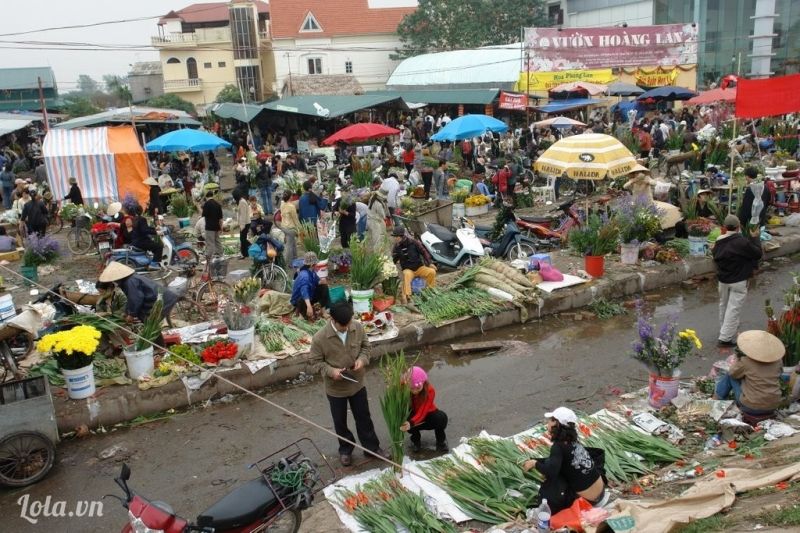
[{"left": 534, "top": 133, "right": 637, "bottom": 180}]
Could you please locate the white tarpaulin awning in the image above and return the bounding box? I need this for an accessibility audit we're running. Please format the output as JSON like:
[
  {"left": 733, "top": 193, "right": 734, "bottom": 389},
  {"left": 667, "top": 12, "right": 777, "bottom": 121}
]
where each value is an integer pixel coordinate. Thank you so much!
[{"left": 0, "top": 117, "right": 34, "bottom": 137}]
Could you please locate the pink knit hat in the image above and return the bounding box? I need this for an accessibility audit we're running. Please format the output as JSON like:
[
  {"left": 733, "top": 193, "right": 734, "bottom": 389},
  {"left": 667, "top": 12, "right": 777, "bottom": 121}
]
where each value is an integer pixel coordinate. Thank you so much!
[{"left": 408, "top": 366, "right": 427, "bottom": 388}]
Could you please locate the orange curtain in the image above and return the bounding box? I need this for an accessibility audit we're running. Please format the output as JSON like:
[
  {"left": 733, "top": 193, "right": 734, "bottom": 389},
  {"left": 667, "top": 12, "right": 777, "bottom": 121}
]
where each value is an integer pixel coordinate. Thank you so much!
[{"left": 107, "top": 126, "right": 149, "bottom": 205}]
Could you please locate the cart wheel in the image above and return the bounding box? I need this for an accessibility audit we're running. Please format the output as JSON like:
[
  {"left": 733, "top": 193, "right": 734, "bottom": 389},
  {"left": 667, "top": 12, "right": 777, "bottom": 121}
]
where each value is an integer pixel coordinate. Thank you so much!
[
  {"left": 0, "top": 431, "right": 56, "bottom": 487},
  {"left": 268, "top": 508, "right": 301, "bottom": 533}
]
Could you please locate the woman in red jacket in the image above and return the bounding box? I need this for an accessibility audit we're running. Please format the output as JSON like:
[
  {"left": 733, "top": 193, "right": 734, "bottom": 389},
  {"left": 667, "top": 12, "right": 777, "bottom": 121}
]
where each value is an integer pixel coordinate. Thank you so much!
[{"left": 400, "top": 366, "right": 448, "bottom": 453}]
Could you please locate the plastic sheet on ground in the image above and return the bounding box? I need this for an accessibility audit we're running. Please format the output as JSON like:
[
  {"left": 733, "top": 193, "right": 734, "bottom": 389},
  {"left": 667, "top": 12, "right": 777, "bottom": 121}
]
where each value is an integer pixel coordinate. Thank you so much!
[
  {"left": 243, "top": 358, "right": 276, "bottom": 374},
  {"left": 366, "top": 323, "right": 399, "bottom": 344},
  {"left": 536, "top": 273, "right": 587, "bottom": 293},
  {"left": 322, "top": 467, "right": 385, "bottom": 533},
  {"left": 181, "top": 363, "right": 241, "bottom": 391},
  {"left": 164, "top": 322, "right": 222, "bottom": 344},
  {"left": 400, "top": 456, "right": 472, "bottom": 523}
]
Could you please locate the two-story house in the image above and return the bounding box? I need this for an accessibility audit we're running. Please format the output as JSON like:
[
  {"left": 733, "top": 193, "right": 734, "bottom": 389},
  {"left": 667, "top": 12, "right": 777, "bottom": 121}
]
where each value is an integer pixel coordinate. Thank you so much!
[{"left": 269, "top": 0, "right": 417, "bottom": 96}]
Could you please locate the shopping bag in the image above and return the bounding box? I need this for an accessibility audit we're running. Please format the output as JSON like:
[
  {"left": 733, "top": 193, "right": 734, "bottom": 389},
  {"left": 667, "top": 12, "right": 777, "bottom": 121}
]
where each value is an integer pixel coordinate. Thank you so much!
[{"left": 551, "top": 497, "right": 592, "bottom": 532}]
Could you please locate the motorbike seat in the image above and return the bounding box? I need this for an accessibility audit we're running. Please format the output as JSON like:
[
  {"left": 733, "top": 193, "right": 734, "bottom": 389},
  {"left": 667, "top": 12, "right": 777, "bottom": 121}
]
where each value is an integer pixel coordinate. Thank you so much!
[
  {"left": 519, "top": 215, "right": 552, "bottom": 224},
  {"left": 428, "top": 223, "right": 456, "bottom": 243},
  {"left": 196, "top": 476, "right": 278, "bottom": 530}
]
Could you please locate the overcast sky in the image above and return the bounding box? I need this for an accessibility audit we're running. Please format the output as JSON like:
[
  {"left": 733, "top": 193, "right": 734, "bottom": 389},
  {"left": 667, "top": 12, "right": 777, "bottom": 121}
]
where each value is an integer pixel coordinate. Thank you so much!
[{"left": 3, "top": 0, "right": 222, "bottom": 91}]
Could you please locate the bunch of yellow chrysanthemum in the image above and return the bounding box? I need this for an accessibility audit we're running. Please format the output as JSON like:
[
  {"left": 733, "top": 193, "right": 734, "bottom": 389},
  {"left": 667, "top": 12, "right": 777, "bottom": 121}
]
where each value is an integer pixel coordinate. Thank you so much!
[
  {"left": 678, "top": 329, "right": 702, "bottom": 350},
  {"left": 37, "top": 325, "right": 101, "bottom": 357}
]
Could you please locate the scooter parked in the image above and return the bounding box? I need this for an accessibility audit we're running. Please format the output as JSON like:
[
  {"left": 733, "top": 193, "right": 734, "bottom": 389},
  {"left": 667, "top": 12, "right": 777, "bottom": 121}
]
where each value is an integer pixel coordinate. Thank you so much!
[
  {"left": 419, "top": 221, "right": 485, "bottom": 269},
  {"left": 469, "top": 219, "right": 538, "bottom": 260},
  {"left": 104, "top": 223, "right": 198, "bottom": 274},
  {"left": 112, "top": 439, "right": 332, "bottom": 533}
]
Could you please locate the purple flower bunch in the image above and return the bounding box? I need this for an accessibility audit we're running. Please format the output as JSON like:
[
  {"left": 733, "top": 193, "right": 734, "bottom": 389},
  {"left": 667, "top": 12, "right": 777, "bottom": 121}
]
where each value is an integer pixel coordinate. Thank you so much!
[
  {"left": 631, "top": 300, "right": 695, "bottom": 377},
  {"left": 23, "top": 234, "right": 60, "bottom": 267},
  {"left": 121, "top": 192, "right": 141, "bottom": 214},
  {"left": 613, "top": 194, "right": 663, "bottom": 244}
]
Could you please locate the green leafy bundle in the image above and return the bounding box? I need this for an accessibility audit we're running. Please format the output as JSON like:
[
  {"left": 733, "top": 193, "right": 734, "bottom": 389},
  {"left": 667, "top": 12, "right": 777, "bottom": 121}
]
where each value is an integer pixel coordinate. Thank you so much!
[{"left": 380, "top": 352, "right": 411, "bottom": 470}]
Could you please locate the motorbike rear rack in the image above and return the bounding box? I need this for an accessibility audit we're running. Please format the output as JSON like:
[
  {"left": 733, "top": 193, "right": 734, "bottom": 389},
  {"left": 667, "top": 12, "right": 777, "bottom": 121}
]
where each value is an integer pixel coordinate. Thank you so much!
[{"left": 249, "top": 437, "right": 336, "bottom": 515}]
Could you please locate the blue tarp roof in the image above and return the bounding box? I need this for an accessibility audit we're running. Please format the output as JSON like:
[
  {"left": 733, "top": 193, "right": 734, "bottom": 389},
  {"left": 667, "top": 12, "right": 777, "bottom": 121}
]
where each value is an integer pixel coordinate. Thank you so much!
[{"left": 534, "top": 98, "right": 602, "bottom": 114}]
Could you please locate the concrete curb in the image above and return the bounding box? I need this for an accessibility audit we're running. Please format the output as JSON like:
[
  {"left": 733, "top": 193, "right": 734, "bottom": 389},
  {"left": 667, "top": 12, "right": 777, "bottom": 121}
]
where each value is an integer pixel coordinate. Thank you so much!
[{"left": 53, "top": 230, "right": 800, "bottom": 432}]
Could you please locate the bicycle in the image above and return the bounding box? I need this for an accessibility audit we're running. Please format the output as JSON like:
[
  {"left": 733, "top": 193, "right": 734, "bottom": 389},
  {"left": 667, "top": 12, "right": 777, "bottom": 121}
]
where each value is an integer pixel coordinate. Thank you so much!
[
  {"left": 45, "top": 201, "right": 63, "bottom": 235},
  {"left": 65, "top": 214, "right": 94, "bottom": 255},
  {"left": 170, "top": 258, "right": 234, "bottom": 320},
  {"left": 254, "top": 254, "right": 289, "bottom": 292}
]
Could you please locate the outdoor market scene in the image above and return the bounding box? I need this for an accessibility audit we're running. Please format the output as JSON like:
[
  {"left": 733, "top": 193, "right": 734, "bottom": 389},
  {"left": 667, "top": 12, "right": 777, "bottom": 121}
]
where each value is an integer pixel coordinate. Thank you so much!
[{"left": 2, "top": 1, "right": 800, "bottom": 532}]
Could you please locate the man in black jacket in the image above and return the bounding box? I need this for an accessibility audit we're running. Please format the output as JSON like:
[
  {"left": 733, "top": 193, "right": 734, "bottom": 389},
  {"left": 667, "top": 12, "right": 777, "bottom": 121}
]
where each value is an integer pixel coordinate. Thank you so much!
[
  {"left": 201, "top": 190, "right": 223, "bottom": 258},
  {"left": 713, "top": 215, "right": 762, "bottom": 346},
  {"left": 391, "top": 226, "right": 436, "bottom": 303}
]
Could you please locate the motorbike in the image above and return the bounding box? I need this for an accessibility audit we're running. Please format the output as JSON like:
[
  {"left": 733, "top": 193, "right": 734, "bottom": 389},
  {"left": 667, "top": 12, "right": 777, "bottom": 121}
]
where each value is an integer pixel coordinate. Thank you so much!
[
  {"left": 104, "top": 223, "right": 198, "bottom": 273},
  {"left": 111, "top": 439, "right": 332, "bottom": 533},
  {"left": 306, "top": 153, "right": 329, "bottom": 171},
  {"left": 420, "top": 220, "right": 485, "bottom": 269},
  {"left": 469, "top": 219, "right": 539, "bottom": 260},
  {"left": 512, "top": 200, "right": 583, "bottom": 250}
]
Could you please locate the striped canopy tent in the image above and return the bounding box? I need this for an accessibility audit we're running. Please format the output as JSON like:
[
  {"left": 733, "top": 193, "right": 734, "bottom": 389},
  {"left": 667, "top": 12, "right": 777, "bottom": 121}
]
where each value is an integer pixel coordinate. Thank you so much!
[
  {"left": 534, "top": 133, "right": 637, "bottom": 180},
  {"left": 43, "top": 126, "right": 149, "bottom": 204}
]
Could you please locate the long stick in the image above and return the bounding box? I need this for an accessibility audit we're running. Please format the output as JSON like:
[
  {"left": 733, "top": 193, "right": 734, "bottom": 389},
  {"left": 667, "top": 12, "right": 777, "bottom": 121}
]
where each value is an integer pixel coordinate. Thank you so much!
[{"left": 728, "top": 52, "right": 742, "bottom": 215}]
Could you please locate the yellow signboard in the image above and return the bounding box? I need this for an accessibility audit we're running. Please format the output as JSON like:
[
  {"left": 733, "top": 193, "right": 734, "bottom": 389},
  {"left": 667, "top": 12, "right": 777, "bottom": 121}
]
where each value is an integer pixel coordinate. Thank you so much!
[
  {"left": 634, "top": 68, "right": 678, "bottom": 87},
  {"left": 517, "top": 69, "right": 616, "bottom": 92}
]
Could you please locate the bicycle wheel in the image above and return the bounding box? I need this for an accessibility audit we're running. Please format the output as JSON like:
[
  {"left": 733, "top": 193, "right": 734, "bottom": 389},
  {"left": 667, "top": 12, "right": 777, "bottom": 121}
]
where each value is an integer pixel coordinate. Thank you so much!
[
  {"left": 506, "top": 242, "right": 536, "bottom": 261},
  {"left": 196, "top": 280, "right": 233, "bottom": 318},
  {"left": 0, "top": 431, "right": 56, "bottom": 487},
  {"left": 166, "top": 297, "right": 208, "bottom": 328},
  {"left": 257, "top": 264, "right": 288, "bottom": 292},
  {"left": 67, "top": 227, "right": 93, "bottom": 255},
  {"left": 46, "top": 215, "right": 63, "bottom": 235}
]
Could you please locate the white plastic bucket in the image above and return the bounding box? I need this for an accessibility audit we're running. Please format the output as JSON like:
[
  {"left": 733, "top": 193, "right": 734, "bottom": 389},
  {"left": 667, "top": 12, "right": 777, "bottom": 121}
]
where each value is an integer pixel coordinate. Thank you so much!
[
  {"left": 452, "top": 203, "right": 465, "bottom": 225},
  {"left": 620, "top": 243, "right": 639, "bottom": 265},
  {"left": 61, "top": 364, "right": 96, "bottom": 400},
  {"left": 124, "top": 346, "right": 155, "bottom": 380},
  {"left": 688, "top": 236, "right": 707, "bottom": 256},
  {"left": 351, "top": 289, "right": 374, "bottom": 313},
  {"left": 228, "top": 325, "right": 255, "bottom": 354},
  {"left": 0, "top": 293, "right": 15, "bottom": 323}
]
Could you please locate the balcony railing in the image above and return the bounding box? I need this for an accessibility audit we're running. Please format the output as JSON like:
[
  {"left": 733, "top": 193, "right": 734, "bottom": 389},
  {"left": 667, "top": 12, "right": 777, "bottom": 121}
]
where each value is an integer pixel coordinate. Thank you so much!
[
  {"left": 151, "top": 33, "right": 197, "bottom": 46},
  {"left": 163, "top": 78, "right": 203, "bottom": 92}
]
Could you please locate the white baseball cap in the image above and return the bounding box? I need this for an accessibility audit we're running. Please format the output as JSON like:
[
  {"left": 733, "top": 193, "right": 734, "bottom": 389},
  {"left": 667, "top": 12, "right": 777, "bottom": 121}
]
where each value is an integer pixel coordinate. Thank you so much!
[{"left": 544, "top": 407, "right": 578, "bottom": 426}]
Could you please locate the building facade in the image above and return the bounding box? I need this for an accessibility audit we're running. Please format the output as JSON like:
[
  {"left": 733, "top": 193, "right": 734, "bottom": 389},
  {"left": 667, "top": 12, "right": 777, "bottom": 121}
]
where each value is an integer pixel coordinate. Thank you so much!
[
  {"left": 127, "top": 62, "right": 164, "bottom": 104},
  {"left": 153, "top": 1, "right": 274, "bottom": 107},
  {"left": 0, "top": 67, "right": 59, "bottom": 112},
  {"left": 549, "top": 0, "right": 799, "bottom": 87},
  {"left": 269, "top": 0, "right": 417, "bottom": 96}
]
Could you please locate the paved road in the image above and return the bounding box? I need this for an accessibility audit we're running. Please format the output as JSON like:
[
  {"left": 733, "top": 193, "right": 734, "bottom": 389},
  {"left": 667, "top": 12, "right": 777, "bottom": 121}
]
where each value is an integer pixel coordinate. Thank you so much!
[{"left": 0, "top": 259, "right": 795, "bottom": 532}]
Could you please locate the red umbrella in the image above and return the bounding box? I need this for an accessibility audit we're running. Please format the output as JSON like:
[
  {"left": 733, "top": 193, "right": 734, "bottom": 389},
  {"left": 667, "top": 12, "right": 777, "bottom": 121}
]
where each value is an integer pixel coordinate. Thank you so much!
[
  {"left": 322, "top": 123, "right": 400, "bottom": 145},
  {"left": 687, "top": 87, "right": 737, "bottom": 105}
]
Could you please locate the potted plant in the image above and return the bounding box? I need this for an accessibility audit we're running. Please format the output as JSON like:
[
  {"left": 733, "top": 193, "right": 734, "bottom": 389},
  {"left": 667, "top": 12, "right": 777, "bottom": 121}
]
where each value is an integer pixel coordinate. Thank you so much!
[
  {"left": 37, "top": 325, "right": 101, "bottom": 399},
  {"left": 568, "top": 214, "right": 619, "bottom": 278},
  {"left": 124, "top": 299, "right": 163, "bottom": 379},
  {"left": 631, "top": 301, "right": 701, "bottom": 407},
  {"left": 349, "top": 235, "right": 384, "bottom": 312},
  {"left": 225, "top": 278, "right": 260, "bottom": 354},
  {"left": 465, "top": 194, "right": 491, "bottom": 216},
  {"left": 21, "top": 235, "right": 60, "bottom": 285},
  {"left": 613, "top": 195, "right": 662, "bottom": 265},
  {"left": 170, "top": 193, "right": 192, "bottom": 228},
  {"left": 329, "top": 250, "right": 352, "bottom": 274},
  {"left": 686, "top": 218, "right": 715, "bottom": 256},
  {"left": 666, "top": 132, "right": 684, "bottom": 155}
]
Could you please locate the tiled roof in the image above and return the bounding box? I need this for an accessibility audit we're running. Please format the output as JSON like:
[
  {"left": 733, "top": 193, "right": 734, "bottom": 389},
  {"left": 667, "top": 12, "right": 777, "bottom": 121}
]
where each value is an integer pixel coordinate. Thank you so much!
[
  {"left": 270, "top": 0, "right": 415, "bottom": 39},
  {"left": 159, "top": 1, "right": 269, "bottom": 25},
  {"left": 286, "top": 75, "right": 364, "bottom": 96}
]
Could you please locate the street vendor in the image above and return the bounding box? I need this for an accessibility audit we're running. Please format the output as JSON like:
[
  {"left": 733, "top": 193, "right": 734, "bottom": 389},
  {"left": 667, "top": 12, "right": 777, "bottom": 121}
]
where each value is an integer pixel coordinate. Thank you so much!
[
  {"left": 144, "top": 176, "right": 161, "bottom": 217},
  {"left": 623, "top": 164, "right": 656, "bottom": 202},
  {"left": 290, "top": 252, "right": 329, "bottom": 320},
  {"left": 522, "top": 407, "right": 608, "bottom": 514},
  {"left": 713, "top": 330, "right": 784, "bottom": 417},
  {"left": 399, "top": 366, "right": 448, "bottom": 453},
  {"left": 64, "top": 176, "right": 83, "bottom": 205},
  {"left": 391, "top": 226, "right": 436, "bottom": 304},
  {"left": 98, "top": 261, "right": 178, "bottom": 323},
  {"left": 95, "top": 280, "right": 128, "bottom": 316}
]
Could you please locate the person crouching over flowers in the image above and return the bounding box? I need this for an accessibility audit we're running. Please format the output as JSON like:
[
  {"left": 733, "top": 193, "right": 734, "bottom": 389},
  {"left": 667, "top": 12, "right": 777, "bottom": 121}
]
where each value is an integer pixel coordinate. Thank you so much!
[
  {"left": 522, "top": 407, "right": 608, "bottom": 514},
  {"left": 400, "top": 366, "right": 448, "bottom": 453}
]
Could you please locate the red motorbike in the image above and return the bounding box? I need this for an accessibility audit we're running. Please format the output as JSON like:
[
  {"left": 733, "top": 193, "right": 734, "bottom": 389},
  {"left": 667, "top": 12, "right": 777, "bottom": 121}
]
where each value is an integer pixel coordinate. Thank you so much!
[
  {"left": 111, "top": 439, "right": 333, "bottom": 533},
  {"left": 513, "top": 199, "right": 583, "bottom": 249}
]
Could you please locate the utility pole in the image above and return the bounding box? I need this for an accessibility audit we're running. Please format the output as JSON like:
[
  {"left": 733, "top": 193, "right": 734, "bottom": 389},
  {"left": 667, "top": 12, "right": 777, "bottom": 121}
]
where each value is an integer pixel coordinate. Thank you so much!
[
  {"left": 525, "top": 48, "right": 531, "bottom": 131},
  {"left": 237, "top": 81, "right": 255, "bottom": 148},
  {"left": 727, "top": 51, "right": 743, "bottom": 215},
  {"left": 37, "top": 77, "right": 49, "bottom": 133}
]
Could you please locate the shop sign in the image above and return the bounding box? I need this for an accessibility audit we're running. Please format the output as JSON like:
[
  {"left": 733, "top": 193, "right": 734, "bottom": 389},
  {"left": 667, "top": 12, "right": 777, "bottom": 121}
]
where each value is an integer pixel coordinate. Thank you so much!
[
  {"left": 517, "top": 69, "right": 616, "bottom": 92},
  {"left": 498, "top": 91, "right": 528, "bottom": 110},
  {"left": 635, "top": 68, "right": 679, "bottom": 87}
]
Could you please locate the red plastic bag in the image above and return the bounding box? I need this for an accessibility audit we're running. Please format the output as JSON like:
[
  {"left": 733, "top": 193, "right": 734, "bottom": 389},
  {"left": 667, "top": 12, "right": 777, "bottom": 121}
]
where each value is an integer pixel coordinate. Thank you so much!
[
  {"left": 551, "top": 497, "right": 592, "bottom": 532},
  {"left": 539, "top": 262, "right": 564, "bottom": 282}
]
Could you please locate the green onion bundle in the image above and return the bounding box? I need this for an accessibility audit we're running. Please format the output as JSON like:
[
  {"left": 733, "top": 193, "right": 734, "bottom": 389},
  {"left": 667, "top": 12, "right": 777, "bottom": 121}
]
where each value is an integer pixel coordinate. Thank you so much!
[
  {"left": 364, "top": 473, "right": 458, "bottom": 533},
  {"left": 413, "top": 287, "right": 503, "bottom": 326},
  {"left": 380, "top": 352, "right": 411, "bottom": 471}
]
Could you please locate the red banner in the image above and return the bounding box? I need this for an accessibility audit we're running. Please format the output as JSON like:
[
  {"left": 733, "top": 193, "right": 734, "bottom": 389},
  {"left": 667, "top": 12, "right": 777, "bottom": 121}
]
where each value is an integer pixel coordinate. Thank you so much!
[
  {"left": 524, "top": 24, "right": 698, "bottom": 71},
  {"left": 498, "top": 91, "right": 528, "bottom": 111},
  {"left": 735, "top": 74, "right": 800, "bottom": 118}
]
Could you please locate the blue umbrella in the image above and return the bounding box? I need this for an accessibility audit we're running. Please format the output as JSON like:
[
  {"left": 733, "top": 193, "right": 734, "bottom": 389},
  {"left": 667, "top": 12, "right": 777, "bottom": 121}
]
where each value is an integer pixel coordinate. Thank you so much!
[
  {"left": 636, "top": 86, "right": 697, "bottom": 101},
  {"left": 430, "top": 114, "right": 509, "bottom": 141},
  {"left": 145, "top": 128, "right": 232, "bottom": 152}
]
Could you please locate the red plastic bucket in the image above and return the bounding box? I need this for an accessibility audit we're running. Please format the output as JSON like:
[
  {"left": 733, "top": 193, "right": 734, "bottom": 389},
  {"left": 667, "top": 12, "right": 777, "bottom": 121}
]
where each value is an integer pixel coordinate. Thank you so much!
[
  {"left": 648, "top": 373, "right": 679, "bottom": 408},
  {"left": 584, "top": 255, "right": 605, "bottom": 278}
]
